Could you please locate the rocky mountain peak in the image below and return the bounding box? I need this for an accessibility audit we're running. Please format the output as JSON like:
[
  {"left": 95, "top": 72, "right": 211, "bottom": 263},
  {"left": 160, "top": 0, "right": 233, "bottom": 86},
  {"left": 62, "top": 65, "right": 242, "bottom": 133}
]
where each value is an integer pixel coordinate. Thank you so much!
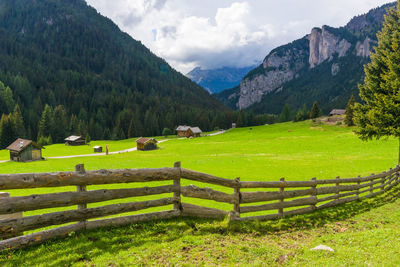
[
  {"left": 308, "top": 26, "right": 351, "bottom": 68},
  {"left": 229, "top": 3, "right": 396, "bottom": 111}
]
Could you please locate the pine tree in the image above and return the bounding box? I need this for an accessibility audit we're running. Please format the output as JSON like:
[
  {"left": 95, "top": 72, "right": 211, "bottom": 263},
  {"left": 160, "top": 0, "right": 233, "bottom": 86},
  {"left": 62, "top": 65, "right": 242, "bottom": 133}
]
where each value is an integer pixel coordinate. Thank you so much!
[
  {"left": 38, "top": 104, "right": 53, "bottom": 141},
  {"left": 0, "top": 114, "right": 16, "bottom": 148},
  {"left": 127, "top": 119, "right": 135, "bottom": 138},
  {"left": 294, "top": 104, "right": 309, "bottom": 122},
  {"left": 354, "top": 2, "right": 400, "bottom": 163},
  {"left": 345, "top": 95, "right": 356, "bottom": 126},
  {"left": 85, "top": 133, "right": 91, "bottom": 144},
  {"left": 12, "top": 104, "right": 26, "bottom": 138},
  {"left": 53, "top": 105, "right": 68, "bottom": 142},
  {"left": 69, "top": 114, "right": 79, "bottom": 135},
  {"left": 309, "top": 101, "right": 321, "bottom": 119},
  {"left": 279, "top": 104, "right": 291, "bottom": 122}
]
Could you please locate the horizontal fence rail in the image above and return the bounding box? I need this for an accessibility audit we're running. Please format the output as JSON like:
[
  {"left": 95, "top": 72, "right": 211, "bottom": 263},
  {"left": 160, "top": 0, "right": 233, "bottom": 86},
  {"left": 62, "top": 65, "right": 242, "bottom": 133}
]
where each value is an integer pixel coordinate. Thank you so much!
[{"left": 0, "top": 162, "right": 399, "bottom": 250}]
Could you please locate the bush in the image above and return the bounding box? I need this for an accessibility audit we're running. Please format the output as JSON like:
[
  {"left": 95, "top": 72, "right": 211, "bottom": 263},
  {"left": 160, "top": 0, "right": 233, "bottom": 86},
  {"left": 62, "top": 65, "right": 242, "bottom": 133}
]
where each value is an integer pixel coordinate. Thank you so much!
[
  {"left": 162, "top": 128, "right": 173, "bottom": 137},
  {"left": 37, "top": 135, "right": 52, "bottom": 146}
]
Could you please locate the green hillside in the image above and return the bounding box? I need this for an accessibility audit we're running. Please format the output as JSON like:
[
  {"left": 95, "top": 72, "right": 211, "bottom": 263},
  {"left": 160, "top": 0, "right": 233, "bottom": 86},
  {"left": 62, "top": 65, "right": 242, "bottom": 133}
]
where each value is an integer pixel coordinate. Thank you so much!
[{"left": 0, "top": 0, "right": 228, "bottom": 143}]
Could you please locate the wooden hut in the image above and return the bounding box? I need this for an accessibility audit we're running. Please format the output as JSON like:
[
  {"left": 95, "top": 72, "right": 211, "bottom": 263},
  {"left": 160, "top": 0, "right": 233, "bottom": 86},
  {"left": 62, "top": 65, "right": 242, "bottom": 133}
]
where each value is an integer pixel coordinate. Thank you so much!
[
  {"left": 176, "top": 126, "right": 202, "bottom": 138},
  {"left": 136, "top": 137, "right": 158, "bottom": 151},
  {"left": 93, "top": 146, "right": 102, "bottom": 153},
  {"left": 232, "top": 123, "right": 237, "bottom": 128},
  {"left": 65, "top": 135, "right": 85, "bottom": 146},
  {"left": 176, "top": 126, "right": 191, "bottom": 137},
  {"left": 188, "top": 127, "right": 202, "bottom": 137},
  {"left": 329, "top": 109, "right": 346, "bottom": 116},
  {"left": 6, "top": 138, "right": 44, "bottom": 162}
]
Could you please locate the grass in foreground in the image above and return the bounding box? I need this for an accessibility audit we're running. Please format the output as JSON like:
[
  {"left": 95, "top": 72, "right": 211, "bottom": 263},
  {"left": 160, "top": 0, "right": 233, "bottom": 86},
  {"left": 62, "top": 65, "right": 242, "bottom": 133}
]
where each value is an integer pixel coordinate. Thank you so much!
[{"left": 2, "top": 185, "right": 400, "bottom": 266}]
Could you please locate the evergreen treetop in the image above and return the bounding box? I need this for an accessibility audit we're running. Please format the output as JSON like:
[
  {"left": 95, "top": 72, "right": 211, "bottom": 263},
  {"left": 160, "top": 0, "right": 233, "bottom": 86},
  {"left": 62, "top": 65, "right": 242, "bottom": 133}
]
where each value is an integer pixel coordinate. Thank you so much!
[{"left": 354, "top": 1, "right": 400, "bottom": 162}]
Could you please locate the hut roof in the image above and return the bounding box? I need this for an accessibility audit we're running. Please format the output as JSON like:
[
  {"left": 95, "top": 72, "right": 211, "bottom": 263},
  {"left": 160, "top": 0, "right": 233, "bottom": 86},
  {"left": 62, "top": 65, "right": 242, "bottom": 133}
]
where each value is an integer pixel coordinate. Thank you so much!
[
  {"left": 65, "top": 135, "right": 83, "bottom": 142},
  {"left": 190, "top": 127, "right": 202, "bottom": 134},
  {"left": 176, "top": 125, "right": 190, "bottom": 131},
  {"left": 136, "top": 137, "right": 157, "bottom": 144},
  {"left": 6, "top": 138, "right": 43, "bottom": 152},
  {"left": 329, "top": 109, "right": 346, "bottom": 116},
  {"left": 93, "top": 146, "right": 102, "bottom": 149}
]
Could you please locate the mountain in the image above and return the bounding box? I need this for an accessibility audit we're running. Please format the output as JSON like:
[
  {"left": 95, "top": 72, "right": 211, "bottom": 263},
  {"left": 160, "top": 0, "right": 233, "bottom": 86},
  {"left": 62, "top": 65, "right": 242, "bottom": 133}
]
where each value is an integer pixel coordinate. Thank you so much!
[
  {"left": 216, "top": 2, "right": 396, "bottom": 114},
  {"left": 186, "top": 66, "right": 255, "bottom": 94},
  {"left": 0, "top": 0, "right": 229, "bottom": 143}
]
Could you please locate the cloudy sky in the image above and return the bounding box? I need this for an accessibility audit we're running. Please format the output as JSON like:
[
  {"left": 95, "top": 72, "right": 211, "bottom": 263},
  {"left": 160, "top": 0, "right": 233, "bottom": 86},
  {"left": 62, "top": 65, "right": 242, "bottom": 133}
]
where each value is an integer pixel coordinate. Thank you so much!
[{"left": 86, "top": 0, "right": 394, "bottom": 74}]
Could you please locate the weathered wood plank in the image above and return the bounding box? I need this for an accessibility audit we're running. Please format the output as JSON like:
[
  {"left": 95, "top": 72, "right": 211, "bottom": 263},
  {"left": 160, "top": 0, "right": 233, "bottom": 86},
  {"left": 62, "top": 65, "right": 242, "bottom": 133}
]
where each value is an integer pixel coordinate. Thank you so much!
[
  {"left": 181, "top": 185, "right": 234, "bottom": 204},
  {"left": 0, "top": 185, "right": 178, "bottom": 214},
  {"left": 316, "top": 184, "right": 360, "bottom": 195},
  {"left": 240, "top": 180, "right": 317, "bottom": 188},
  {"left": 317, "top": 196, "right": 358, "bottom": 209},
  {"left": 241, "top": 188, "right": 314, "bottom": 203},
  {"left": 0, "top": 198, "right": 178, "bottom": 234},
  {"left": 0, "top": 222, "right": 85, "bottom": 250},
  {"left": 85, "top": 210, "right": 180, "bottom": 230},
  {"left": 283, "top": 206, "right": 314, "bottom": 217},
  {"left": 180, "top": 168, "right": 238, "bottom": 188},
  {"left": 0, "top": 168, "right": 179, "bottom": 190},
  {"left": 317, "top": 191, "right": 357, "bottom": 202},
  {"left": 181, "top": 203, "right": 228, "bottom": 219},
  {"left": 240, "top": 196, "right": 317, "bottom": 213}
]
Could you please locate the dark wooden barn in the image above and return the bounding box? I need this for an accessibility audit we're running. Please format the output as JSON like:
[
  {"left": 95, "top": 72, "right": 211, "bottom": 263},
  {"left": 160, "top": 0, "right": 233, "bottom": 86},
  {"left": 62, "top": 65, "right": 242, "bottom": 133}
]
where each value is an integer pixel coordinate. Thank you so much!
[
  {"left": 136, "top": 137, "right": 158, "bottom": 151},
  {"left": 65, "top": 135, "right": 85, "bottom": 146},
  {"left": 6, "top": 138, "right": 44, "bottom": 162},
  {"left": 176, "top": 126, "right": 191, "bottom": 137},
  {"left": 176, "top": 126, "right": 202, "bottom": 138}
]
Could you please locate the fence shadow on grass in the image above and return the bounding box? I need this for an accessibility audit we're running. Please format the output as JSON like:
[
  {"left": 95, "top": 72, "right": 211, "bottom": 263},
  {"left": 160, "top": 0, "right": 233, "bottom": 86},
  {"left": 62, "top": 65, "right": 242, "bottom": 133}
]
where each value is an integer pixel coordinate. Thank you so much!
[{"left": 2, "top": 184, "right": 399, "bottom": 266}]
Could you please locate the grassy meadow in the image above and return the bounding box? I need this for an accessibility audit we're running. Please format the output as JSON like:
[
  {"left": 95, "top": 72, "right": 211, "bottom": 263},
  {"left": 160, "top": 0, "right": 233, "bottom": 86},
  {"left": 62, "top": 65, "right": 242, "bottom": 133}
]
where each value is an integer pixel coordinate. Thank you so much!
[{"left": 1, "top": 120, "right": 400, "bottom": 266}]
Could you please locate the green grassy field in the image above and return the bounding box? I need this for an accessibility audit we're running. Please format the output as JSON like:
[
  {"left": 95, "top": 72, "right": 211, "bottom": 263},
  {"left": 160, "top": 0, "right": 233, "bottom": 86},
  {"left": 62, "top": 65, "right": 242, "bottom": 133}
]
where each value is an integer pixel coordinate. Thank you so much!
[{"left": 1, "top": 120, "right": 400, "bottom": 266}]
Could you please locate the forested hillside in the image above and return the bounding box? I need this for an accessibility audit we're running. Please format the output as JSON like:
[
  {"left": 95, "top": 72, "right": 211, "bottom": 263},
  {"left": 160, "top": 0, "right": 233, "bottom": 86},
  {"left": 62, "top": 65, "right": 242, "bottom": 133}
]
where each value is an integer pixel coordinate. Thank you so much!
[{"left": 0, "top": 0, "right": 231, "bottom": 147}]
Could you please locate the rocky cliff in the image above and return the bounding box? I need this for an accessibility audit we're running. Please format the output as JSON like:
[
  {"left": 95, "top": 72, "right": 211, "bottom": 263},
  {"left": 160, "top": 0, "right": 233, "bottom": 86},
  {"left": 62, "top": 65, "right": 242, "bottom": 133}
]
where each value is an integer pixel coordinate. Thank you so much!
[{"left": 220, "top": 2, "right": 395, "bottom": 112}]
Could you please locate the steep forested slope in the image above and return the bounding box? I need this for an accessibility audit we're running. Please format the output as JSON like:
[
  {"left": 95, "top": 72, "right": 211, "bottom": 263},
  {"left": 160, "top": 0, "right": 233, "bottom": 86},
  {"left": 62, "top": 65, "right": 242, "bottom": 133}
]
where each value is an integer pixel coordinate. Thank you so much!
[{"left": 0, "top": 0, "right": 228, "bottom": 144}]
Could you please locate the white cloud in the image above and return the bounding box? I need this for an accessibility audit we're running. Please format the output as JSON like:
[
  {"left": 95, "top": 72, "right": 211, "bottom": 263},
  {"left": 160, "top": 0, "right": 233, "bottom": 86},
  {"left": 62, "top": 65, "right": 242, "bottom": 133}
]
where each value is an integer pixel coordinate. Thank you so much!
[{"left": 86, "top": 0, "right": 395, "bottom": 73}]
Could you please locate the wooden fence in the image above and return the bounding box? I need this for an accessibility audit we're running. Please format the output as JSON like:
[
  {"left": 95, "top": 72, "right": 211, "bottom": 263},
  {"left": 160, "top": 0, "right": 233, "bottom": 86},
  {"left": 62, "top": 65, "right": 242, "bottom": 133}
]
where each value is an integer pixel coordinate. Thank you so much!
[{"left": 0, "top": 162, "right": 399, "bottom": 250}]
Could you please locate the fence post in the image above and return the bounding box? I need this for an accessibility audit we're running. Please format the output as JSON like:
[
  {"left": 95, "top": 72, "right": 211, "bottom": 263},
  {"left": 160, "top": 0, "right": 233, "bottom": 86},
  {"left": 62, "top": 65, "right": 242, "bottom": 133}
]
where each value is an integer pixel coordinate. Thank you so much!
[
  {"left": 229, "top": 177, "right": 241, "bottom": 221},
  {"left": 310, "top": 177, "right": 317, "bottom": 210},
  {"left": 173, "top": 162, "right": 182, "bottom": 214},
  {"left": 370, "top": 173, "right": 375, "bottom": 195},
  {"left": 335, "top": 176, "right": 340, "bottom": 200},
  {"left": 381, "top": 171, "right": 386, "bottom": 192},
  {"left": 279, "top": 178, "right": 285, "bottom": 218},
  {"left": 356, "top": 175, "right": 361, "bottom": 199},
  {"left": 75, "top": 164, "right": 87, "bottom": 227}
]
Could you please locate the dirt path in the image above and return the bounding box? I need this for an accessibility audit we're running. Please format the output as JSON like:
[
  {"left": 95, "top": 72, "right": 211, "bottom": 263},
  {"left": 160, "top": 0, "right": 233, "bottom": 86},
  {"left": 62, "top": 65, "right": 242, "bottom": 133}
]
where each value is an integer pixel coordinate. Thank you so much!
[
  {"left": 47, "top": 139, "right": 169, "bottom": 159},
  {"left": 0, "top": 130, "right": 227, "bottom": 162}
]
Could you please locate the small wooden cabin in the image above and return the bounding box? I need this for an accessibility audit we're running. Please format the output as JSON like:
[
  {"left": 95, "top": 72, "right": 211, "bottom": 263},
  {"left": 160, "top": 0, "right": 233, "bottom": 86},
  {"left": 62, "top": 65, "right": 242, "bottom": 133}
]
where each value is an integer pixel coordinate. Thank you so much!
[
  {"left": 188, "top": 127, "right": 202, "bottom": 137},
  {"left": 6, "top": 138, "right": 44, "bottom": 162},
  {"left": 136, "top": 137, "right": 158, "bottom": 151},
  {"left": 232, "top": 123, "right": 237, "bottom": 128},
  {"left": 176, "top": 126, "right": 191, "bottom": 137},
  {"left": 176, "top": 126, "right": 202, "bottom": 138},
  {"left": 93, "top": 146, "right": 102, "bottom": 153},
  {"left": 329, "top": 109, "right": 346, "bottom": 116},
  {"left": 65, "top": 135, "right": 85, "bottom": 146}
]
